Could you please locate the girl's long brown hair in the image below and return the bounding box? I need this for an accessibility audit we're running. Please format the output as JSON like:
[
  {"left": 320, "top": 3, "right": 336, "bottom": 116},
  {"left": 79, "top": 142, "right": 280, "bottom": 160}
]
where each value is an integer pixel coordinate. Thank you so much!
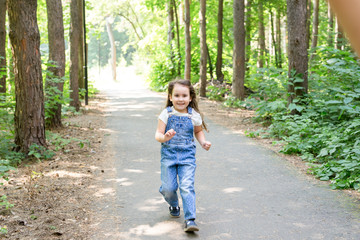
[{"left": 166, "top": 79, "right": 208, "bottom": 131}]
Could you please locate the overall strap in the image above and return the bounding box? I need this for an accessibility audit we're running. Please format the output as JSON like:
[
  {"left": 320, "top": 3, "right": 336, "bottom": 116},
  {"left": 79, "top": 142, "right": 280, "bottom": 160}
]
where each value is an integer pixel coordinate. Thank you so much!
[
  {"left": 187, "top": 107, "right": 193, "bottom": 115},
  {"left": 166, "top": 106, "right": 173, "bottom": 113}
]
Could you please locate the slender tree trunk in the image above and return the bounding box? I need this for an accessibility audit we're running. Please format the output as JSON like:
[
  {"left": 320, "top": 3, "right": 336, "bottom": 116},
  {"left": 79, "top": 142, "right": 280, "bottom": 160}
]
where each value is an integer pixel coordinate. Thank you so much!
[
  {"left": 276, "top": 9, "right": 282, "bottom": 68},
  {"left": 46, "top": 0, "right": 65, "bottom": 128},
  {"left": 184, "top": 0, "right": 191, "bottom": 80},
  {"left": 270, "top": 11, "right": 278, "bottom": 67},
  {"left": 310, "top": 0, "right": 319, "bottom": 60},
  {"left": 70, "top": 0, "right": 82, "bottom": 111},
  {"left": 258, "top": 1, "right": 265, "bottom": 68},
  {"left": 232, "top": 0, "right": 245, "bottom": 100},
  {"left": 0, "top": 0, "right": 6, "bottom": 94},
  {"left": 8, "top": 0, "right": 46, "bottom": 153},
  {"left": 206, "top": 43, "right": 214, "bottom": 80},
  {"left": 167, "top": 1, "right": 175, "bottom": 45},
  {"left": 199, "top": 0, "right": 207, "bottom": 97},
  {"left": 245, "top": 0, "right": 252, "bottom": 71},
  {"left": 327, "top": 2, "right": 334, "bottom": 48},
  {"left": 306, "top": 0, "right": 312, "bottom": 49},
  {"left": 216, "top": 0, "right": 224, "bottom": 82},
  {"left": 106, "top": 17, "right": 116, "bottom": 82},
  {"left": 336, "top": 17, "right": 345, "bottom": 50},
  {"left": 287, "top": 0, "right": 308, "bottom": 106},
  {"left": 173, "top": 0, "right": 181, "bottom": 76},
  {"left": 167, "top": 0, "right": 175, "bottom": 75}
]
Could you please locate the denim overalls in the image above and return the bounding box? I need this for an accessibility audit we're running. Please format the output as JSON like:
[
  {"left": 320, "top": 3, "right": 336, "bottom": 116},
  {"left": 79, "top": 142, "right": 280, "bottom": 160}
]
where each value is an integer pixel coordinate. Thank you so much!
[{"left": 159, "top": 106, "right": 197, "bottom": 220}]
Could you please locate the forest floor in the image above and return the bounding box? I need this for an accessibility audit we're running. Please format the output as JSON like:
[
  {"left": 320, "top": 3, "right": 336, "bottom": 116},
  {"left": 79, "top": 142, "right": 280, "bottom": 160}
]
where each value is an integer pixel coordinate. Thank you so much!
[{"left": 1, "top": 91, "right": 360, "bottom": 239}]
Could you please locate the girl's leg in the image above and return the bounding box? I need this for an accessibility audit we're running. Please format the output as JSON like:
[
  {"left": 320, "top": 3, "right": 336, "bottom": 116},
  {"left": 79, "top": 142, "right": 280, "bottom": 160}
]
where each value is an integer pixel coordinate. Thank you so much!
[
  {"left": 178, "top": 160, "right": 196, "bottom": 220},
  {"left": 159, "top": 160, "right": 179, "bottom": 207}
]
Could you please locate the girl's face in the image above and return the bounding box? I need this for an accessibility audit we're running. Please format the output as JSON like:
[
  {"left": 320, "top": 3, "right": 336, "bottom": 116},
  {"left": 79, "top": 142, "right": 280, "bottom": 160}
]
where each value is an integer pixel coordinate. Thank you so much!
[{"left": 169, "top": 83, "right": 192, "bottom": 113}]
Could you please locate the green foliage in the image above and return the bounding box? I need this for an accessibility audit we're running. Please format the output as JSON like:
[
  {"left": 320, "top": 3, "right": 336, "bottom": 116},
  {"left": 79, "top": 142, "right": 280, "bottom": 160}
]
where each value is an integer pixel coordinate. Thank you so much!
[
  {"left": 207, "top": 85, "right": 231, "bottom": 101},
  {"left": 148, "top": 50, "right": 179, "bottom": 91},
  {"left": 28, "top": 144, "right": 55, "bottom": 161}
]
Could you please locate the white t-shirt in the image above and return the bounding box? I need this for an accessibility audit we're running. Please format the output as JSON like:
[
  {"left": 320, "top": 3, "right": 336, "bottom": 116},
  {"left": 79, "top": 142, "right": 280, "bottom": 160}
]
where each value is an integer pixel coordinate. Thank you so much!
[{"left": 158, "top": 106, "right": 202, "bottom": 127}]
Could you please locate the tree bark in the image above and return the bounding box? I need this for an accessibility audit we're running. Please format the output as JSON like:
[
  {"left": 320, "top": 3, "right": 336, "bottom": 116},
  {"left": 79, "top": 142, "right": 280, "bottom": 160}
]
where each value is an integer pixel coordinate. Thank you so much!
[
  {"left": 310, "top": 0, "right": 319, "bottom": 60},
  {"left": 167, "top": 1, "right": 175, "bottom": 45},
  {"left": 258, "top": 1, "right": 265, "bottom": 68},
  {"left": 199, "top": 0, "right": 207, "bottom": 97},
  {"left": 184, "top": 0, "right": 191, "bottom": 80},
  {"left": 215, "top": 0, "right": 224, "bottom": 82},
  {"left": 245, "top": 0, "right": 252, "bottom": 70},
  {"left": 232, "top": 0, "right": 245, "bottom": 100},
  {"left": 276, "top": 9, "right": 282, "bottom": 68},
  {"left": 270, "top": 11, "right": 278, "bottom": 67},
  {"left": 306, "top": 0, "right": 312, "bottom": 49},
  {"left": 173, "top": 0, "right": 181, "bottom": 76},
  {"left": 0, "top": 0, "right": 6, "bottom": 94},
  {"left": 8, "top": 0, "right": 46, "bottom": 153},
  {"left": 327, "top": 2, "right": 334, "bottom": 48},
  {"left": 69, "top": 0, "right": 82, "bottom": 111},
  {"left": 336, "top": 17, "right": 345, "bottom": 50},
  {"left": 287, "top": 0, "right": 308, "bottom": 106},
  {"left": 46, "top": 0, "right": 66, "bottom": 128},
  {"left": 106, "top": 17, "right": 116, "bottom": 82}
]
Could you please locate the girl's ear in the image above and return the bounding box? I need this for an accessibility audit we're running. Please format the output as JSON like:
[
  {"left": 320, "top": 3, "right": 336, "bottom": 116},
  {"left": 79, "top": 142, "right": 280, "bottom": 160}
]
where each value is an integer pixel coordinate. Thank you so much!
[{"left": 169, "top": 94, "right": 173, "bottom": 102}]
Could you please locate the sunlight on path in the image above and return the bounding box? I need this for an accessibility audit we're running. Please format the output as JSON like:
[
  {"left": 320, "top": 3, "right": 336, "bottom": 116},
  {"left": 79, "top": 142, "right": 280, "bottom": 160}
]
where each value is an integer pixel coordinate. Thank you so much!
[{"left": 91, "top": 66, "right": 149, "bottom": 91}]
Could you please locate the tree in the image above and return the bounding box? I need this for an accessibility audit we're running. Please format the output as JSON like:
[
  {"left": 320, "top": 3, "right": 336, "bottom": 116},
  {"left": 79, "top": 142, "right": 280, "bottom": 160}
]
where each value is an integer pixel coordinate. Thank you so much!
[
  {"left": 199, "top": 0, "right": 207, "bottom": 97},
  {"left": 215, "top": 0, "right": 224, "bottom": 82},
  {"left": 8, "top": 0, "right": 46, "bottom": 153},
  {"left": 232, "top": 0, "right": 245, "bottom": 100},
  {"left": 69, "top": 0, "right": 83, "bottom": 111},
  {"left": 245, "top": 0, "right": 252, "bottom": 70},
  {"left": 0, "top": 0, "right": 6, "bottom": 94},
  {"left": 184, "top": 0, "right": 191, "bottom": 80},
  {"left": 276, "top": 8, "right": 282, "bottom": 68},
  {"left": 46, "top": 0, "right": 66, "bottom": 128},
  {"left": 172, "top": 0, "right": 181, "bottom": 76},
  {"left": 106, "top": 17, "right": 116, "bottom": 82},
  {"left": 258, "top": 1, "right": 265, "bottom": 68},
  {"left": 327, "top": 1, "right": 334, "bottom": 48},
  {"left": 287, "top": 0, "right": 308, "bottom": 105},
  {"left": 310, "top": 0, "right": 319, "bottom": 60}
]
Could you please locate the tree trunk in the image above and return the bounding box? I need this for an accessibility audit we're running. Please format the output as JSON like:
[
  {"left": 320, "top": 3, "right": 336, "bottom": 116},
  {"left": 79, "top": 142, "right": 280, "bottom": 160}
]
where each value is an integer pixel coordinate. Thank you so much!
[
  {"left": 199, "top": 0, "right": 207, "bottom": 97},
  {"left": 232, "top": 0, "right": 245, "bottom": 100},
  {"left": 245, "top": 0, "right": 252, "bottom": 71},
  {"left": 167, "top": 0, "right": 175, "bottom": 45},
  {"left": 310, "top": 0, "right": 319, "bottom": 60},
  {"left": 215, "top": 0, "right": 224, "bottom": 82},
  {"left": 270, "top": 11, "right": 278, "bottom": 67},
  {"left": 336, "top": 17, "right": 345, "bottom": 50},
  {"left": 8, "top": 0, "right": 46, "bottom": 153},
  {"left": 0, "top": 0, "right": 6, "bottom": 94},
  {"left": 287, "top": 0, "right": 308, "bottom": 106},
  {"left": 258, "top": 2, "right": 265, "bottom": 68},
  {"left": 106, "top": 17, "right": 116, "bottom": 82},
  {"left": 70, "top": 0, "right": 82, "bottom": 111},
  {"left": 306, "top": 0, "right": 312, "bottom": 49},
  {"left": 173, "top": 0, "right": 181, "bottom": 76},
  {"left": 46, "top": 0, "right": 66, "bottom": 128},
  {"left": 184, "top": 0, "right": 191, "bottom": 80},
  {"left": 276, "top": 9, "right": 282, "bottom": 68},
  {"left": 327, "top": 2, "right": 334, "bottom": 48}
]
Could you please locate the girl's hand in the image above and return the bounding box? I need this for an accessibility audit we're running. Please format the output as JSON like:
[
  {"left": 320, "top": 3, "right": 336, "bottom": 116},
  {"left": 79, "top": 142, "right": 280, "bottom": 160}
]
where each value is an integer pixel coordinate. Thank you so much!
[
  {"left": 201, "top": 141, "right": 211, "bottom": 151},
  {"left": 164, "top": 129, "right": 176, "bottom": 141}
]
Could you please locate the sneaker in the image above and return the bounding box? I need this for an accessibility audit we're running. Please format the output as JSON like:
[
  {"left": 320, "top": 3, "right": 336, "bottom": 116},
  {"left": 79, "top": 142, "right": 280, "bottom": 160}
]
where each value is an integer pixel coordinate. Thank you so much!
[
  {"left": 169, "top": 206, "right": 180, "bottom": 218},
  {"left": 184, "top": 219, "right": 199, "bottom": 232}
]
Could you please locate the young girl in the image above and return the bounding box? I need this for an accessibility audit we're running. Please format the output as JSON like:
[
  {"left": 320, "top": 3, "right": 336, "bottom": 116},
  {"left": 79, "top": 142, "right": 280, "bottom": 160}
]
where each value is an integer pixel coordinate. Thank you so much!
[{"left": 155, "top": 79, "right": 211, "bottom": 232}]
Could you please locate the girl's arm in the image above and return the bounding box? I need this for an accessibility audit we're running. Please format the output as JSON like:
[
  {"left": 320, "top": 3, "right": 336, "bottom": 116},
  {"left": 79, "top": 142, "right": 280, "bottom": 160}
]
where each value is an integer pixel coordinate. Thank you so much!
[
  {"left": 194, "top": 126, "right": 211, "bottom": 151},
  {"left": 155, "top": 119, "right": 176, "bottom": 143}
]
